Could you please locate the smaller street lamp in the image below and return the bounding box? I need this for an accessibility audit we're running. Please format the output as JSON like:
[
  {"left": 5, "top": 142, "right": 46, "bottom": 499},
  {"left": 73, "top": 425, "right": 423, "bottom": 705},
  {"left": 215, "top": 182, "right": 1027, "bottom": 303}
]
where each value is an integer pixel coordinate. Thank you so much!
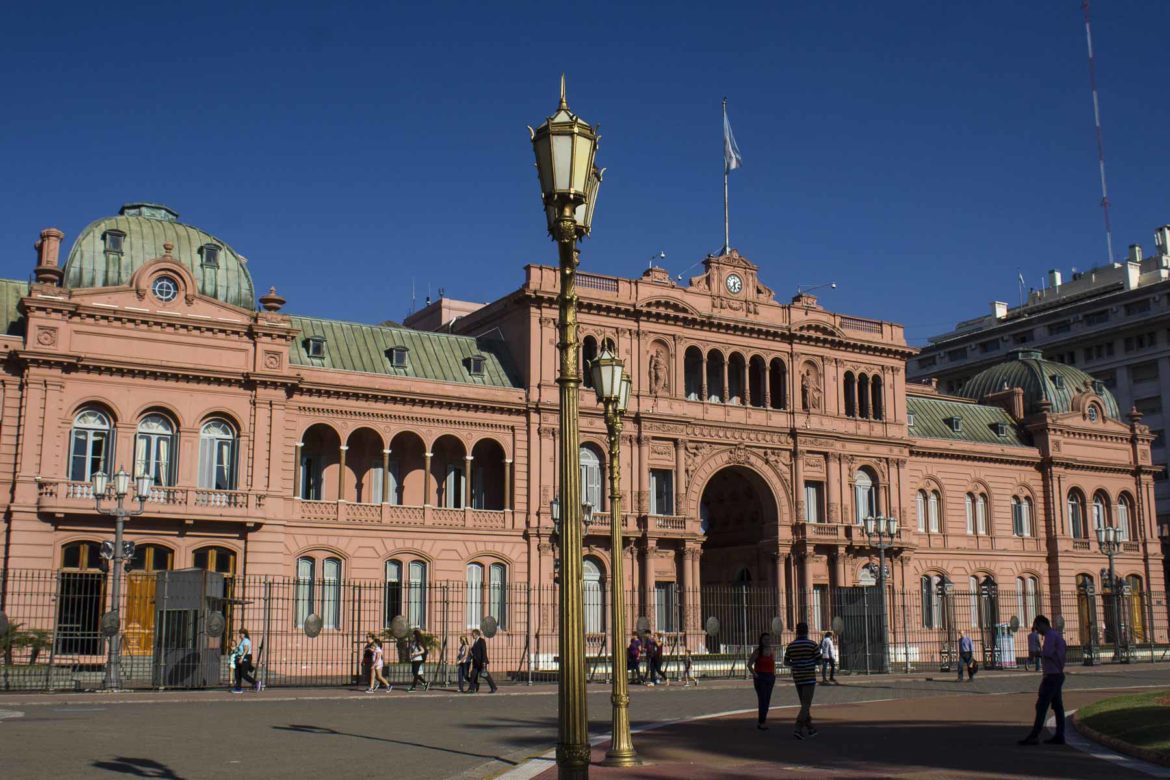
[
  {"left": 92, "top": 466, "right": 152, "bottom": 689},
  {"left": 863, "top": 515, "right": 898, "bottom": 674},
  {"left": 589, "top": 347, "right": 638, "bottom": 766},
  {"left": 1095, "top": 525, "right": 1126, "bottom": 663}
]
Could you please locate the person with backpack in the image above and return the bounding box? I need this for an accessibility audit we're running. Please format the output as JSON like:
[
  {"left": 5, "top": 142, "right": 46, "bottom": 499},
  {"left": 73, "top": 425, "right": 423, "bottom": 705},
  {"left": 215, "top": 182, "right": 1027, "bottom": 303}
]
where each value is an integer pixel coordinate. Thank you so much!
[
  {"left": 407, "top": 629, "right": 429, "bottom": 691},
  {"left": 469, "top": 628, "right": 497, "bottom": 693}
]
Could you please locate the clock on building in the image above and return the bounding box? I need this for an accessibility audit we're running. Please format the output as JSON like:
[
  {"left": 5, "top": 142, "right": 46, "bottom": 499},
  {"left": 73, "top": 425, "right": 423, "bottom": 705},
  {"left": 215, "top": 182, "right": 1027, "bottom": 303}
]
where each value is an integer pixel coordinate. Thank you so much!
[{"left": 725, "top": 273, "right": 743, "bottom": 294}]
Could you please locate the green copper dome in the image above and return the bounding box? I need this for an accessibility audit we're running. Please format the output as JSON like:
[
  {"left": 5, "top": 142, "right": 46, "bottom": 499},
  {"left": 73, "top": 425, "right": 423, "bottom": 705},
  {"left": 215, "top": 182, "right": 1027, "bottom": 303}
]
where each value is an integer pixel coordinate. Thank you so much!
[
  {"left": 62, "top": 203, "right": 255, "bottom": 310},
  {"left": 960, "top": 350, "right": 1121, "bottom": 420}
]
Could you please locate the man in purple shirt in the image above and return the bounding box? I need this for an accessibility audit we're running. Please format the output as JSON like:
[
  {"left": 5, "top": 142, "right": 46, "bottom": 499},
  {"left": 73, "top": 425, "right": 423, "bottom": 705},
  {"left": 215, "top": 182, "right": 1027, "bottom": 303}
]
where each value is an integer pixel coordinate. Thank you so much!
[{"left": 1018, "top": 615, "right": 1067, "bottom": 745}]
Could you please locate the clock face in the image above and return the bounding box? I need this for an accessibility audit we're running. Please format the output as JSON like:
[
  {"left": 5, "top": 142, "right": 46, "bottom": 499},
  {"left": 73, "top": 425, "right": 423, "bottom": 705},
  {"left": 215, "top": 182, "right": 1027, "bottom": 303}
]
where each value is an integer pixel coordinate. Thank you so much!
[{"left": 725, "top": 273, "right": 743, "bottom": 294}]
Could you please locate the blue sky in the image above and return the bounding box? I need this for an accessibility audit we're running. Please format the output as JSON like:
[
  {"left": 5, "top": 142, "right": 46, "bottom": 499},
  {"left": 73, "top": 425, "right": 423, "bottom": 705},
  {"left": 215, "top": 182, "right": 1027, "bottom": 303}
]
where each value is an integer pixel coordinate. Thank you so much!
[{"left": 2, "top": 1, "right": 1168, "bottom": 344}]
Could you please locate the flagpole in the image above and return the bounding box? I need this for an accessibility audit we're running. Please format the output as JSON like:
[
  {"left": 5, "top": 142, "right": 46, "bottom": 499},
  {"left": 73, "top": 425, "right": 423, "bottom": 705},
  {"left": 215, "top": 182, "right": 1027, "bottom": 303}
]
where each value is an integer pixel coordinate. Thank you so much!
[{"left": 723, "top": 97, "right": 730, "bottom": 254}]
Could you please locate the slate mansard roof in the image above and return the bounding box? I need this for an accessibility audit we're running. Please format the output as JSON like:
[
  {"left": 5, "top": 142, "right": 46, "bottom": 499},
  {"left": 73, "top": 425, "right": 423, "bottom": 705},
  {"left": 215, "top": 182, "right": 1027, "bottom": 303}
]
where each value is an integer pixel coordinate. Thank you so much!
[
  {"left": 907, "top": 395, "right": 1030, "bottom": 448},
  {"left": 959, "top": 349, "right": 1121, "bottom": 420}
]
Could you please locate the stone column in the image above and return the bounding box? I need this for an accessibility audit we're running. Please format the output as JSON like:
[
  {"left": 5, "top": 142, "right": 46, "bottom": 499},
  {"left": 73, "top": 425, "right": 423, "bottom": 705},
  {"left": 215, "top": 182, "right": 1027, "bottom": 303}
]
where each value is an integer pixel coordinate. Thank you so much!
[
  {"left": 424, "top": 451, "right": 434, "bottom": 506},
  {"left": 763, "top": 362, "right": 771, "bottom": 409},
  {"left": 834, "top": 547, "right": 846, "bottom": 588},
  {"left": 464, "top": 454, "right": 474, "bottom": 509},
  {"left": 504, "top": 458, "right": 513, "bottom": 511},
  {"left": 381, "top": 448, "right": 391, "bottom": 503},
  {"left": 793, "top": 445, "right": 806, "bottom": 523},
  {"left": 293, "top": 442, "right": 303, "bottom": 499},
  {"left": 337, "top": 445, "right": 348, "bottom": 502},
  {"left": 700, "top": 354, "right": 707, "bottom": 401},
  {"left": 721, "top": 359, "right": 729, "bottom": 403},
  {"left": 674, "top": 439, "right": 686, "bottom": 512}
]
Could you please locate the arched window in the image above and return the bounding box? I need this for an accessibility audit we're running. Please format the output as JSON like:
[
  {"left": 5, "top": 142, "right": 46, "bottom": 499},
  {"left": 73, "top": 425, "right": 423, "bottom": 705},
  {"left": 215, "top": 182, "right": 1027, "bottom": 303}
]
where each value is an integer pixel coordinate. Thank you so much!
[
  {"left": 582, "top": 336, "right": 598, "bottom": 389},
  {"left": 965, "top": 493, "right": 975, "bottom": 535},
  {"left": 684, "top": 347, "right": 703, "bottom": 401},
  {"left": 408, "top": 560, "right": 428, "bottom": 628},
  {"left": 1012, "top": 496, "right": 1033, "bottom": 537},
  {"left": 843, "top": 372, "right": 856, "bottom": 418},
  {"left": 1092, "top": 492, "right": 1109, "bottom": 536},
  {"left": 920, "top": 574, "right": 944, "bottom": 628},
  {"left": 976, "top": 493, "right": 988, "bottom": 535},
  {"left": 871, "top": 375, "right": 884, "bottom": 421},
  {"left": 59, "top": 541, "right": 105, "bottom": 654},
  {"left": 193, "top": 546, "right": 236, "bottom": 575},
  {"left": 916, "top": 490, "right": 927, "bottom": 532},
  {"left": 295, "top": 557, "right": 314, "bottom": 627},
  {"left": 69, "top": 408, "right": 113, "bottom": 482},
  {"left": 198, "top": 419, "right": 238, "bottom": 491},
  {"left": 727, "top": 353, "right": 745, "bottom": 404},
  {"left": 1068, "top": 490, "right": 1087, "bottom": 539},
  {"left": 384, "top": 560, "right": 402, "bottom": 627},
  {"left": 583, "top": 557, "right": 605, "bottom": 634},
  {"left": 768, "top": 358, "right": 786, "bottom": 409},
  {"left": 489, "top": 562, "right": 508, "bottom": 629},
  {"left": 1016, "top": 575, "right": 1039, "bottom": 628},
  {"left": 1117, "top": 493, "right": 1135, "bottom": 541},
  {"left": 466, "top": 562, "right": 484, "bottom": 628},
  {"left": 136, "top": 413, "right": 176, "bottom": 486},
  {"left": 968, "top": 576, "right": 980, "bottom": 628},
  {"left": 858, "top": 374, "right": 871, "bottom": 419},
  {"left": 928, "top": 491, "right": 941, "bottom": 533},
  {"left": 130, "top": 544, "right": 173, "bottom": 572},
  {"left": 748, "top": 355, "right": 766, "bottom": 407},
  {"left": 580, "top": 446, "right": 603, "bottom": 512},
  {"left": 853, "top": 469, "right": 877, "bottom": 523},
  {"left": 321, "top": 557, "right": 341, "bottom": 629},
  {"left": 706, "top": 350, "right": 725, "bottom": 403}
]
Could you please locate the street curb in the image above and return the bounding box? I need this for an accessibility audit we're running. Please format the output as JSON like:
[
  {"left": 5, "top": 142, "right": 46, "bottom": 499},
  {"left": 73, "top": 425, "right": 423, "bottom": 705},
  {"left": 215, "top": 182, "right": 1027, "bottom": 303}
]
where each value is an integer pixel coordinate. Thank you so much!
[{"left": 1073, "top": 711, "right": 1170, "bottom": 769}]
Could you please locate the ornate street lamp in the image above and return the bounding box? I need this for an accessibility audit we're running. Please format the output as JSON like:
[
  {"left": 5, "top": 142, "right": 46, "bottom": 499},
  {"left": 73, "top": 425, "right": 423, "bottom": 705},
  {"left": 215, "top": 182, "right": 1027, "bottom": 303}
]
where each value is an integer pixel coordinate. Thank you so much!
[
  {"left": 863, "top": 514, "right": 898, "bottom": 674},
  {"left": 92, "top": 466, "right": 152, "bottom": 689},
  {"left": 1096, "top": 525, "right": 1125, "bottom": 663},
  {"left": 589, "top": 349, "right": 638, "bottom": 767},
  {"left": 531, "top": 75, "right": 601, "bottom": 779}
]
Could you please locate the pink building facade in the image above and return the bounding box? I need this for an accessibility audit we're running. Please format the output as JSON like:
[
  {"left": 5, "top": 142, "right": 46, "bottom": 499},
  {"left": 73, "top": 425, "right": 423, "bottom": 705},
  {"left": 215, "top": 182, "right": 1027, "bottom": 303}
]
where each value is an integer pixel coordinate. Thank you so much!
[{"left": 0, "top": 203, "right": 1164, "bottom": 661}]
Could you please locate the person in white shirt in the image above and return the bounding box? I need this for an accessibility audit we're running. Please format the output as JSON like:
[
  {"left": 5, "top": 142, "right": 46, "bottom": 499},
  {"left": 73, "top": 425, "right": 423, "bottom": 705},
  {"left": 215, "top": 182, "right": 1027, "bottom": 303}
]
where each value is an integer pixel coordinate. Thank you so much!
[
  {"left": 819, "top": 631, "right": 838, "bottom": 684},
  {"left": 365, "top": 633, "right": 390, "bottom": 692}
]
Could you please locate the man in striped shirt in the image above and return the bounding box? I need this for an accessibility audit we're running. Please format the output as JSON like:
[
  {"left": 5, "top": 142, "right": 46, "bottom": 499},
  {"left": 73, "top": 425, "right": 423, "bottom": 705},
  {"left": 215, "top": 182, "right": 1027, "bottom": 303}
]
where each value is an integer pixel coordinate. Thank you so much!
[{"left": 783, "top": 622, "right": 823, "bottom": 739}]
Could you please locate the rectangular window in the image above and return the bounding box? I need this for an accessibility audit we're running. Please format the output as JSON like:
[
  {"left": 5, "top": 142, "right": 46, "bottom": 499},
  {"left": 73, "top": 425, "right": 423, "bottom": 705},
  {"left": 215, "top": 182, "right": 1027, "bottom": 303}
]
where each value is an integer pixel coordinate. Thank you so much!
[
  {"left": 408, "top": 561, "right": 427, "bottom": 628},
  {"left": 466, "top": 565, "right": 483, "bottom": 628},
  {"left": 444, "top": 464, "right": 464, "bottom": 508},
  {"left": 916, "top": 492, "right": 926, "bottom": 532},
  {"left": 489, "top": 563, "right": 507, "bottom": 630},
  {"left": 917, "top": 355, "right": 937, "bottom": 369},
  {"left": 1084, "top": 310, "right": 1110, "bottom": 326},
  {"left": 978, "top": 339, "right": 1001, "bottom": 354},
  {"left": 812, "top": 585, "right": 830, "bottom": 631},
  {"left": 322, "top": 558, "right": 341, "bottom": 629},
  {"left": 650, "top": 469, "right": 674, "bottom": 515},
  {"left": 804, "top": 481, "right": 825, "bottom": 523},
  {"left": 928, "top": 492, "right": 940, "bottom": 533},
  {"left": 1125, "top": 299, "right": 1151, "bottom": 315},
  {"left": 295, "top": 558, "right": 314, "bottom": 628},
  {"left": 947, "top": 348, "right": 968, "bottom": 362},
  {"left": 1012, "top": 330, "right": 1034, "bottom": 344},
  {"left": 384, "top": 562, "right": 402, "bottom": 627},
  {"left": 1135, "top": 396, "right": 1163, "bottom": 416},
  {"left": 1048, "top": 321, "right": 1071, "bottom": 335},
  {"left": 1130, "top": 361, "right": 1160, "bottom": 384},
  {"left": 655, "top": 582, "right": 678, "bottom": 632},
  {"left": 1094, "top": 369, "right": 1116, "bottom": 389}
]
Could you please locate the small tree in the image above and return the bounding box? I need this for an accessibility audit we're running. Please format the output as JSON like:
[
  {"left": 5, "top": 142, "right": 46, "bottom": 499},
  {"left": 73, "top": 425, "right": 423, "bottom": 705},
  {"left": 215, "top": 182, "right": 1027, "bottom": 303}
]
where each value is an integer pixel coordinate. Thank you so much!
[{"left": 1, "top": 623, "right": 52, "bottom": 665}]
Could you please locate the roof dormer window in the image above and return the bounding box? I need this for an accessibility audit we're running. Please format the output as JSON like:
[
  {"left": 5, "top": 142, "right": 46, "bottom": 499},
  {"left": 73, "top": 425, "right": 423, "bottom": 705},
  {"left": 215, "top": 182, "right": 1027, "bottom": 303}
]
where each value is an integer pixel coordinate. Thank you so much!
[
  {"left": 200, "top": 244, "right": 220, "bottom": 268},
  {"left": 907, "top": 412, "right": 916, "bottom": 427},
  {"left": 306, "top": 336, "right": 326, "bottom": 359},
  {"left": 1051, "top": 374, "right": 1065, "bottom": 390},
  {"left": 104, "top": 230, "right": 125, "bottom": 254},
  {"left": 468, "top": 354, "right": 486, "bottom": 376},
  {"left": 389, "top": 346, "right": 409, "bottom": 368},
  {"left": 946, "top": 416, "right": 963, "bottom": 433},
  {"left": 994, "top": 422, "right": 1008, "bottom": 437}
]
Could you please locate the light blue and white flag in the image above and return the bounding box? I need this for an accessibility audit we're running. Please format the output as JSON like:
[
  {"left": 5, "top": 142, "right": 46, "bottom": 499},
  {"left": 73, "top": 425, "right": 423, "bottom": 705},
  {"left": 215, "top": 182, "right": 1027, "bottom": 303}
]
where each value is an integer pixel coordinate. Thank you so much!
[{"left": 723, "top": 99, "right": 742, "bottom": 173}]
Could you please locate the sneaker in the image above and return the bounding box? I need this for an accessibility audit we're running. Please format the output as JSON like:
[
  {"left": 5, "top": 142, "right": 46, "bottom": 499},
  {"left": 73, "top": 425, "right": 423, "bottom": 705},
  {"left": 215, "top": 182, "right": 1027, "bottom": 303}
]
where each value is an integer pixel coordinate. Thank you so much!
[
  {"left": 407, "top": 687, "right": 416, "bottom": 692},
  {"left": 646, "top": 682, "right": 655, "bottom": 687},
  {"left": 807, "top": 727, "right": 819, "bottom": 738},
  {"left": 365, "top": 688, "right": 375, "bottom": 693},
  {"left": 230, "top": 688, "right": 243, "bottom": 694},
  {"left": 254, "top": 681, "right": 264, "bottom": 692},
  {"left": 384, "top": 686, "right": 391, "bottom": 693},
  {"left": 793, "top": 731, "right": 804, "bottom": 741}
]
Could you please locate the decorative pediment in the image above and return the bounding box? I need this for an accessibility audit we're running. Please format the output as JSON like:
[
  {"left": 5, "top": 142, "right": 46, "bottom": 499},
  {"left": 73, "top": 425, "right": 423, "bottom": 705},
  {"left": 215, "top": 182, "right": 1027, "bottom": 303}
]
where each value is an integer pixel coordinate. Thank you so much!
[
  {"left": 640, "top": 297, "right": 702, "bottom": 317},
  {"left": 796, "top": 322, "right": 845, "bottom": 339},
  {"left": 686, "top": 248, "right": 776, "bottom": 308}
]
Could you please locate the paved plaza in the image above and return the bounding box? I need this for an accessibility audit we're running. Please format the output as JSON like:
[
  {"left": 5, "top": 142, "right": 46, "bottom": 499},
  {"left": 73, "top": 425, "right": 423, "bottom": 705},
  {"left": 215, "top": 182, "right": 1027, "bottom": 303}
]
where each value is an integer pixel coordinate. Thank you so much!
[{"left": 0, "top": 666, "right": 1167, "bottom": 779}]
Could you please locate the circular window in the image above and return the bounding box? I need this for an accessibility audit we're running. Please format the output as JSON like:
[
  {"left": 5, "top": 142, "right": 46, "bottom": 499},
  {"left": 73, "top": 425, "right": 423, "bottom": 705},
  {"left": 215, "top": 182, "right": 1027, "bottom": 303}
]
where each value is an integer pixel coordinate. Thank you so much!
[
  {"left": 151, "top": 276, "right": 179, "bottom": 303},
  {"left": 1088, "top": 405, "right": 1099, "bottom": 422}
]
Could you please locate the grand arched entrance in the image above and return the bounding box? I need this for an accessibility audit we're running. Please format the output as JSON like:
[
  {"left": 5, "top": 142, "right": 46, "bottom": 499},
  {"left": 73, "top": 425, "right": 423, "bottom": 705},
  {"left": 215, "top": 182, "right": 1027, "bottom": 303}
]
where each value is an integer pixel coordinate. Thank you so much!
[{"left": 698, "top": 465, "right": 779, "bottom": 652}]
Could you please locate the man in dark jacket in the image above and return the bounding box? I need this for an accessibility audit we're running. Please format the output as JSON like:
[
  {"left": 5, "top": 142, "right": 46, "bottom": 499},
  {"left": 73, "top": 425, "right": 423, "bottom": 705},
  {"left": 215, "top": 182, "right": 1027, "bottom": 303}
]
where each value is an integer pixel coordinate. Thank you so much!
[
  {"left": 469, "top": 628, "right": 498, "bottom": 693},
  {"left": 627, "top": 634, "right": 644, "bottom": 685}
]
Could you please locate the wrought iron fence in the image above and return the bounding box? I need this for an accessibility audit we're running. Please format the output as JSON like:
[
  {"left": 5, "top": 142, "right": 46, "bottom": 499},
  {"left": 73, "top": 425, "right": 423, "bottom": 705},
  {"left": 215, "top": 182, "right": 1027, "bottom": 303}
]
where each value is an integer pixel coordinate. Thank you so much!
[{"left": 1, "top": 568, "right": 1167, "bottom": 691}]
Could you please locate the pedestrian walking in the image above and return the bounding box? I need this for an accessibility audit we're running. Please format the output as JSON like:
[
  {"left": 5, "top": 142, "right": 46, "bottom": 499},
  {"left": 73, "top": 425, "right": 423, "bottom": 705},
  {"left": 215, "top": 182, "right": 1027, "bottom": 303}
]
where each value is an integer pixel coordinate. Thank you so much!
[
  {"left": 626, "top": 634, "right": 643, "bottom": 685},
  {"left": 957, "top": 630, "right": 977, "bottom": 681},
  {"left": 647, "top": 632, "right": 668, "bottom": 686},
  {"left": 407, "top": 629, "right": 429, "bottom": 691},
  {"left": 1018, "top": 615, "right": 1068, "bottom": 746},
  {"left": 783, "top": 622, "right": 822, "bottom": 739},
  {"left": 1026, "top": 627, "right": 1042, "bottom": 672},
  {"left": 456, "top": 635, "right": 472, "bottom": 693},
  {"left": 366, "top": 633, "right": 390, "bottom": 692},
  {"left": 819, "top": 631, "right": 837, "bottom": 683},
  {"left": 682, "top": 645, "right": 698, "bottom": 687},
  {"left": 747, "top": 632, "right": 777, "bottom": 730},
  {"left": 230, "top": 629, "right": 259, "bottom": 693},
  {"left": 469, "top": 628, "right": 498, "bottom": 693}
]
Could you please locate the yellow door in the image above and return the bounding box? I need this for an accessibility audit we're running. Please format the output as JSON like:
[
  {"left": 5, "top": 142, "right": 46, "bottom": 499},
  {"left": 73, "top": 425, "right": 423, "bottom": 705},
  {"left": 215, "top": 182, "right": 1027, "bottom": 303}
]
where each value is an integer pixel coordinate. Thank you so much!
[{"left": 124, "top": 573, "right": 157, "bottom": 655}]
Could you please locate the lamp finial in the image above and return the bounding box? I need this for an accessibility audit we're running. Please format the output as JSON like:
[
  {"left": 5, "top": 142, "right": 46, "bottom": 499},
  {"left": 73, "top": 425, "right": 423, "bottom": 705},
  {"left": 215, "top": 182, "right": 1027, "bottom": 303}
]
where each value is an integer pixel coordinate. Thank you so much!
[{"left": 559, "top": 73, "right": 567, "bottom": 109}]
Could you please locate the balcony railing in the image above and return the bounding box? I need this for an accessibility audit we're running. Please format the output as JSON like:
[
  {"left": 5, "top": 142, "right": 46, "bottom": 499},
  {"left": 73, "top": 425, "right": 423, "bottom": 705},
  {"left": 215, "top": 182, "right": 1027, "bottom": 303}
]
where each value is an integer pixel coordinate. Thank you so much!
[
  {"left": 298, "top": 501, "right": 509, "bottom": 529},
  {"left": 36, "top": 478, "right": 253, "bottom": 518}
]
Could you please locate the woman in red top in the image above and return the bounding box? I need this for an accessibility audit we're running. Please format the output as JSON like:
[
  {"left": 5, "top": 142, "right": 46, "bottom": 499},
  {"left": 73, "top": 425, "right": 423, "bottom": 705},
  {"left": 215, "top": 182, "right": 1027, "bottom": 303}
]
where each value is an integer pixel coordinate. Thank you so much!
[{"left": 748, "top": 633, "right": 777, "bottom": 730}]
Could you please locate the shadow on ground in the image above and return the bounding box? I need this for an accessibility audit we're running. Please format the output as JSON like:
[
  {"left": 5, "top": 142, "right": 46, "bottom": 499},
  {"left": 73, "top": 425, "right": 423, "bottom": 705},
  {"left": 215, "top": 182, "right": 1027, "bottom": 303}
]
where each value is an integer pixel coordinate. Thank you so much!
[
  {"left": 92, "top": 757, "right": 185, "bottom": 779},
  {"left": 275, "top": 723, "right": 521, "bottom": 765}
]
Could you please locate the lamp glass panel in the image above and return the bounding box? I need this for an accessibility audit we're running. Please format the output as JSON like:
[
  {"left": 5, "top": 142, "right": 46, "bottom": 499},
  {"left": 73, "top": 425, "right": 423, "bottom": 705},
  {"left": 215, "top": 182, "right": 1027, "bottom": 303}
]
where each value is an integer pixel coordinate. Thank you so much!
[
  {"left": 864, "top": 516, "right": 875, "bottom": 534},
  {"left": 1096, "top": 527, "right": 1105, "bottom": 544},
  {"left": 551, "top": 135, "right": 572, "bottom": 192},
  {"left": 551, "top": 497, "right": 560, "bottom": 521},
  {"left": 534, "top": 137, "right": 554, "bottom": 196},
  {"left": 571, "top": 133, "right": 593, "bottom": 193},
  {"left": 92, "top": 471, "right": 109, "bottom": 496},
  {"left": 582, "top": 174, "right": 601, "bottom": 232},
  {"left": 618, "top": 375, "right": 632, "bottom": 414},
  {"left": 136, "top": 474, "right": 153, "bottom": 498},
  {"left": 888, "top": 517, "right": 899, "bottom": 535},
  {"left": 114, "top": 469, "right": 131, "bottom": 497}
]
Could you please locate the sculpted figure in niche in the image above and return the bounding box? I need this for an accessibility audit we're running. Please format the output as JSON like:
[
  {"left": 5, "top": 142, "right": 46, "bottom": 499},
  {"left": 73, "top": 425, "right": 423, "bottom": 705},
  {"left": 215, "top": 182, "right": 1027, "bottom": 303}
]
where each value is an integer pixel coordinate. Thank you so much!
[
  {"left": 800, "top": 365, "right": 822, "bottom": 411},
  {"left": 648, "top": 347, "right": 669, "bottom": 394}
]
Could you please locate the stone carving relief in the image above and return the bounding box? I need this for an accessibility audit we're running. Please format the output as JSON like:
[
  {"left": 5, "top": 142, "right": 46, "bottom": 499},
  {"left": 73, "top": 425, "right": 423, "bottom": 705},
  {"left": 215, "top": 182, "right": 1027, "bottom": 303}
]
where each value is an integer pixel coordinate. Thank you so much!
[
  {"left": 648, "top": 342, "right": 670, "bottom": 395},
  {"left": 35, "top": 327, "right": 57, "bottom": 347},
  {"left": 800, "top": 362, "right": 822, "bottom": 411}
]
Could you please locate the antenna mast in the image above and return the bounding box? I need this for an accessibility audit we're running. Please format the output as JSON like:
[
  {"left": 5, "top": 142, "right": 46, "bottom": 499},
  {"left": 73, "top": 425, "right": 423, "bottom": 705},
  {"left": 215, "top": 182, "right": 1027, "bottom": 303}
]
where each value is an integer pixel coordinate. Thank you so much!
[{"left": 1082, "top": 0, "right": 1115, "bottom": 263}]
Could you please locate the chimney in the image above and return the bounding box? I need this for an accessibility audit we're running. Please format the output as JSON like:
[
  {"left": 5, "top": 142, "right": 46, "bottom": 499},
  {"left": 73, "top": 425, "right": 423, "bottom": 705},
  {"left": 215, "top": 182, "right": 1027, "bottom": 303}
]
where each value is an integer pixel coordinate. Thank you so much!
[
  {"left": 33, "top": 228, "right": 64, "bottom": 285},
  {"left": 1047, "top": 268, "right": 1062, "bottom": 288},
  {"left": 1155, "top": 226, "right": 1170, "bottom": 258},
  {"left": 991, "top": 301, "right": 1008, "bottom": 319},
  {"left": 1128, "top": 244, "right": 1143, "bottom": 263}
]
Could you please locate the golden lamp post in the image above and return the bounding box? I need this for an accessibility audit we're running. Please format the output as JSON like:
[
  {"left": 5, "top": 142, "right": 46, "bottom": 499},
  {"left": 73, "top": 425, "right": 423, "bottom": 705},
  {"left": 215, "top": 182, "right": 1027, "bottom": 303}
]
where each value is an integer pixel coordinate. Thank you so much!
[
  {"left": 589, "top": 349, "right": 639, "bottom": 766},
  {"left": 530, "top": 76, "right": 602, "bottom": 778}
]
